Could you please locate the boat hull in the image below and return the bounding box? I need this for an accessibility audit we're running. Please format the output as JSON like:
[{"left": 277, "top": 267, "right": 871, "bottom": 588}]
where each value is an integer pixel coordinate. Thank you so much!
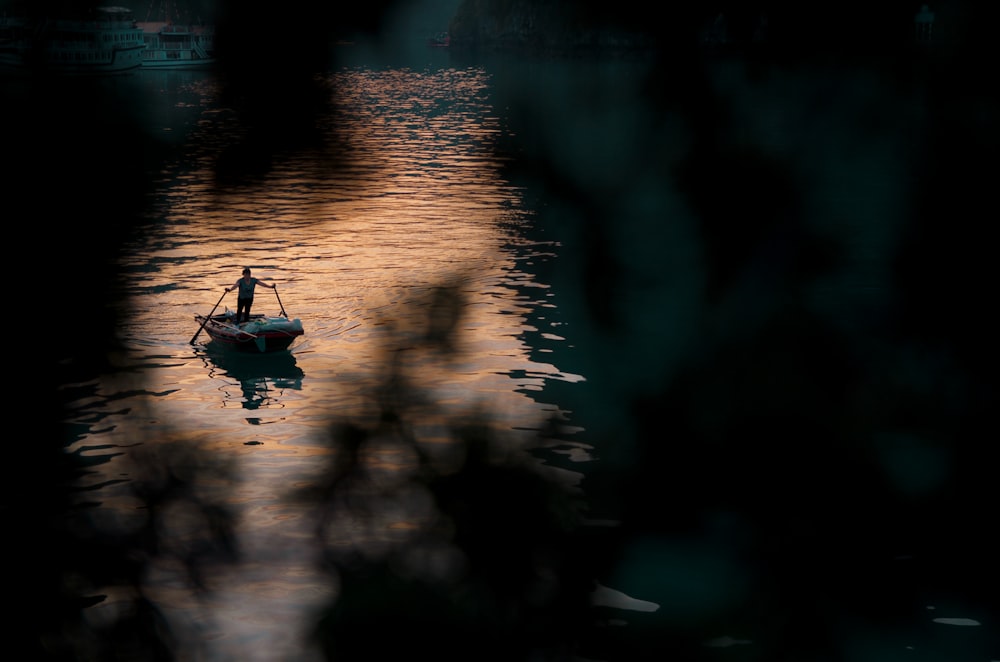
[
  {"left": 195, "top": 313, "right": 304, "bottom": 353},
  {"left": 31, "top": 45, "right": 145, "bottom": 74},
  {"left": 141, "top": 54, "right": 214, "bottom": 68}
]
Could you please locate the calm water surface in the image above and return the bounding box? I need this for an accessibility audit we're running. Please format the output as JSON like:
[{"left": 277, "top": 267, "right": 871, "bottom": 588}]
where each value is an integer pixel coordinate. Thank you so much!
[
  {"left": 67, "top": 57, "right": 595, "bottom": 660},
  {"left": 48, "top": 44, "right": 997, "bottom": 661}
]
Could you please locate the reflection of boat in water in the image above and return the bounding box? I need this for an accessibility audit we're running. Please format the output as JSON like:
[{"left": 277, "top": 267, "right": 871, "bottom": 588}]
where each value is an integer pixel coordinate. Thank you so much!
[{"left": 201, "top": 345, "right": 304, "bottom": 410}]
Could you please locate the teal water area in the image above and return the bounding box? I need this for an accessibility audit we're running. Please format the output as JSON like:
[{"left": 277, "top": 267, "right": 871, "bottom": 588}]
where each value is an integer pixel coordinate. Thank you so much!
[{"left": 7, "top": 20, "right": 999, "bottom": 662}]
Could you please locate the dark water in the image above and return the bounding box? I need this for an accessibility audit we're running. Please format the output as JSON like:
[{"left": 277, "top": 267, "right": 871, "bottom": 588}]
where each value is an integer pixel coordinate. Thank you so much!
[{"left": 8, "top": 29, "right": 998, "bottom": 662}]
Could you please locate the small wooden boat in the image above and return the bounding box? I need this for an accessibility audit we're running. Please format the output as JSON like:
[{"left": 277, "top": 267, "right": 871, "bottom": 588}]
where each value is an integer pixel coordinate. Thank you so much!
[{"left": 194, "top": 312, "right": 304, "bottom": 353}]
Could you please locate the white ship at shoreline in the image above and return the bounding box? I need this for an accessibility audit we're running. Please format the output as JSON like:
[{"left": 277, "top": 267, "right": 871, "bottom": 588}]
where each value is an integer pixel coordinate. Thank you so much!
[
  {"left": 0, "top": 6, "right": 145, "bottom": 75},
  {"left": 138, "top": 20, "right": 215, "bottom": 68}
]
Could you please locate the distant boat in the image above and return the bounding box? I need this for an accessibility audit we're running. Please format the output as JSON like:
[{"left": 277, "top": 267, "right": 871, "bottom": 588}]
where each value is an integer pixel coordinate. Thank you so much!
[
  {"left": 0, "top": 6, "right": 145, "bottom": 75},
  {"left": 428, "top": 31, "right": 450, "bottom": 48},
  {"left": 138, "top": 20, "right": 214, "bottom": 68}
]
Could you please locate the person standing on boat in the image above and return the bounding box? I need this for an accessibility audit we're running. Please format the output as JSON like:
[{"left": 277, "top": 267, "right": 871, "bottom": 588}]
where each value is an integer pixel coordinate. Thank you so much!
[{"left": 226, "top": 267, "right": 276, "bottom": 324}]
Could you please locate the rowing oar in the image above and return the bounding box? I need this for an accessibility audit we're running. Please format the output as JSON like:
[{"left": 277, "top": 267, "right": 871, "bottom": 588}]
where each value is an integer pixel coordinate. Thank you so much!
[
  {"left": 191, "top": 290, "right": 226, "bottom": 344},
  {"left": 273, "top": 285, "right": 287, "bottom": 318}
]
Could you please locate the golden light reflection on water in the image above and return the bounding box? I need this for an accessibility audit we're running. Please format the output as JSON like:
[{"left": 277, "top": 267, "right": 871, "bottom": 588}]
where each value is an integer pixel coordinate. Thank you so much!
[{"left": 71, "top": 63, "right": 588, "bottom": 660}]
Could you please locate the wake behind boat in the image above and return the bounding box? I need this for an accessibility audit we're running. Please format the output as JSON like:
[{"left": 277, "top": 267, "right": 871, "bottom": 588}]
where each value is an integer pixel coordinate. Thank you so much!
[{"left": 194, "top": 312, "right": 304, "bottom": 353}]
